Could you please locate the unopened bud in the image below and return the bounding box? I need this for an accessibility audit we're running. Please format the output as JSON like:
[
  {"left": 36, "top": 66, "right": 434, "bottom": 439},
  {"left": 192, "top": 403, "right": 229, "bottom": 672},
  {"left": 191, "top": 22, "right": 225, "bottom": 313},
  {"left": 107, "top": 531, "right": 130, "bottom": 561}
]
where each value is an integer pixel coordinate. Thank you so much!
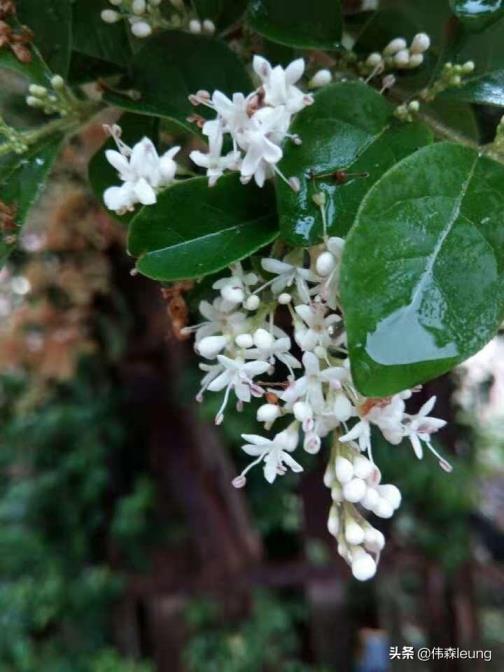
[
  {"left": 253, "top": 328, "right": 274, "bottom": 349},
  {"left": 132, "top": 0, "right": 146, "bottom": 14},
  {"left": 235, "top": 333, "right": 254, "bottom": 349},
  {"left": 244, "top": 294, "right": 260, "bottom": 311},
  {"left": 335, "top": 456, "right": 354, "bottom": 484},
  {"left": 373, "top": 497, "right": 394, "bottom": 519},
  {"left": 345, "top": 520, "right": 365, "bottom": 545},
  {"left": 378, "top": 484, "right": 402, "bottom": 509},
  {"left": 366, "top": 52, "right": 383, "bottom": 68},
  {"left": 101, "top": 9, "right": 121, "bottom": 23},
  {"left": 316, "top": 251, "right": 336, "bottom": 277},
  {"left": 278, "top": 293, "right": 292, "bottom": 305},
  {"left": 50, "top": 75, "right": 65, "bottom": 90},
  {"left": 257, "top": 403, "right": 281, "bottom": 423},
  {"left": 353, "top": 455, "right": 374, "bottom": 480},
  {"left": 327, "top": 506, "right": 340, "bottom": 536},
  {"left": 131, "top": 20, "right": 152, "bottom": 37},
  {"left": 408, "top": 53, "right": 424, "bottom": 68},
  {"left": 462, "top": 60, "right": 475, "bottom": 74},
  {"left": 394, "top": 49, "right": 410, "bottom": 68},
  {"left": 309, "top": 68, "right": 332, "bottom": 88},
  {"left": 189, "top": 19, "right": 202, "bottom": 34},
  {"left": 202, "top": 19, "right": 216, "bottom": 34},
  {"left": 383, "top": 37, "right": 407, "bottom": 55},
  {"left": 410, "top": 32, "right": 431, "bottom": 54},
  {"left": 352, "top": 552, "right": 377, "bottom": 581},
  {"left": 196, "top": 335, "right": 228, "bottom": 359},
  {"left": 232, "top": 475, "right": 246, "bottom": 488},
  {"left": 221, "top": 284, "right": 244, "bottom": 304},
  {"left": 342, "top": 477, "right": 367, "bottom": 503},
  {"left": 364, "top": 528, "right": 385, "bottom": 552}
]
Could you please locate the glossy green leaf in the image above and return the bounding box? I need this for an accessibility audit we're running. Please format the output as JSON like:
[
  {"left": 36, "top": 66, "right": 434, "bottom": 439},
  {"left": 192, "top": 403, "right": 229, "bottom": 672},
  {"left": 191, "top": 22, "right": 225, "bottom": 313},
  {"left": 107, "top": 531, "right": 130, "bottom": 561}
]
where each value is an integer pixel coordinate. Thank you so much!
[
  {"left": 341, "top": 142, "right": 504, "bottom": 396},
  {"left": 72, "top": 0, "right": 131, "bottom": 67},
  {"left": 449, "top": 0, "right": 504, "bottom": 31},
  {"left": 88, "top": 113, "right": 159, "bottom": 224},
  {"left": 128, "top": 175, "right": 278, "bottom": 281},
  {"left": 17, "top": 0, "right": 72, "bottom": 76},
  {"left": 193, "top": 0, "right": 247, "bottom": 27},
  {"left": 276, "top": 82, "right": 432, "bottom": 246},
  {"left": 443, "top": 70, "right": 504, "bottom": 106},
  {"left": 247, "top": 0, "right": 342, "bottom": 49},
  {"left": 0, "top": 48, "right": 49, "bottom": 85},
  {"left": 104, "top": 31, "right": 251, "bottom": 132},
  {"left": 0, "top": 135, "right": 62, "bottom": 264}
]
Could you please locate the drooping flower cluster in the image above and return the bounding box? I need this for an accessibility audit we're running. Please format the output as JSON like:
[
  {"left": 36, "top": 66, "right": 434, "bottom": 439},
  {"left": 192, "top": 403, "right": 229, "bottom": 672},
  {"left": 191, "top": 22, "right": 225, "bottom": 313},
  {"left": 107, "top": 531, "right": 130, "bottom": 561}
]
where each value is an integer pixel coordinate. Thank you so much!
[
  {"left": 102, "top": 124, "right": 180, "bottom": 214},
  {"left": 184, "top": 197, "right": 450, "bottom": 581},
  {"left": 188, "top": 56, "right": 314, "bottom": 189}
]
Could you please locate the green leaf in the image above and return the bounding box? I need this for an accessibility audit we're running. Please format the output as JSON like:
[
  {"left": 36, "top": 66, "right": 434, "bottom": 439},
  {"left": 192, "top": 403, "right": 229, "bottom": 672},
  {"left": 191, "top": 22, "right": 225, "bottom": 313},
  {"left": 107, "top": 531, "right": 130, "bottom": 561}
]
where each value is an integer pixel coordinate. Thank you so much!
[
  {"left": 247, "top": 0, "right": 342, "bottom": 49},
  {"left": 449, "top": 0, "right": 504, "bottom": 31},
  {"left": 16, "top": 0, "right": 73, "bottom": 76},
  {"left": 128, "top": 175, "right": 278, "bottom": 281},
  {"left": 192, "top": 0, "right": 247, "bottom": 27},
  {"left": 104, "top": 31, "right": 251, "bottom": 132},
  {"left": 0, "top": 48, "right": 49, "bottom": 85},
  {"left": 276, "top": 82, "right": 433, "bottom": 245},
  {"left": 442, "top": 70, "right": 504, "bottom": 106},
  {"left": 88, "top": 113, "right": 159, "bottom": 224},
  {"left": 72, "top": 0, "right": 131, "bottom": 67},
  {"left": 0, "top": 135, "right": 62, "bottom": 265},
  {"left": 340, "top": 142, "right": 504, "bottom": 396}
]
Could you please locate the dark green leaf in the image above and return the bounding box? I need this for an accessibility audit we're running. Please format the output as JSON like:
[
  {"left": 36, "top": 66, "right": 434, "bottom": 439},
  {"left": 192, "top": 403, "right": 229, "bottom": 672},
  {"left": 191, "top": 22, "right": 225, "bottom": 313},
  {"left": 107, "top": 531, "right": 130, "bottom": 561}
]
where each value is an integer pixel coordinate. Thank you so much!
[
  {"left": 449, "top": 0, "right": 504, "bottom": 31},
  {"left": 442, "top": 69, "right": 504, "bottom": 106},
  {"left": 104, "top": 31, "right": 251, "bottom": 132},
  {"left": 0, "top": 42, "right": 51, "bottom": 85},
  {"left": 340, "top": 142, "right": 504, "bottom": 396},
  {"left": 128, "top": 175, "right": 278, "bottom": 281},
  {"left": 247, "top": 0, "right": 342, "bottom": 49},
  {"left": 17, "top": 0, "right": 72, "bottom": 76},
  {"left": 72, "top": 0, "right": 131, "bottom": 67},
  {"left": 0, "top": 135, "right": 62, "bottom": 265},
  {"left": 192, "top": 0, "right": 247, "bottom": 27},
  {"left": 276, "top": 82, "right": 432, "bottom": 245},
  {"left": 88, "top": 113, "right": 159, "bottom": 224}
]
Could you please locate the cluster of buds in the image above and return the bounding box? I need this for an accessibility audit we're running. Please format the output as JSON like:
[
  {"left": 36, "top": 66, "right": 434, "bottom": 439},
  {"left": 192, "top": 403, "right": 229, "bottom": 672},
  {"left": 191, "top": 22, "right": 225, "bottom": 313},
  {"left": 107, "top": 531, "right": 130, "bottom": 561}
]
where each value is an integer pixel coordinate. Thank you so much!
[
  {"left": 183, "top": 193, "right": 450, "bottom": 579},
  {"left": 189, "top": 56, "right": 313, "bottom": 189},
  {"left": 0, "top": 115, "right": 28, "bottom": 154},
  {"left": 100, "top": 0, "right": 214, "bottom": 39},
  {"left": 0, "top": 1, "right": 33, "bottom": 64},
  {"left": 394, "top": 98, "right": 420, "bottom": 122},
  {"left": 420, "top": 60, "right": 475, "bottom": 102},
  {"left": 25, "top": 75, "right": 76, "bottom": 116},
  {"left": 363, "top": 33, "right": 431, "bottom": 76}
]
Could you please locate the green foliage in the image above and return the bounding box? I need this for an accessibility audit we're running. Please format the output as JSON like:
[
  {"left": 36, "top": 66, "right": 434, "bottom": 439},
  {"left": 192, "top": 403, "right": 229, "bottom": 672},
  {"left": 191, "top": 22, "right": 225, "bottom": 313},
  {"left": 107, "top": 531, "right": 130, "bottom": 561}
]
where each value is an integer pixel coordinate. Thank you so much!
[
  {"left": 247, "top": 0, "right": 342, "bottom": 49},
  {"left": 450, "top": 0, "right": 504, "bottom": 31},
  {"left": 276, "top": 81, "right": 432, "bottom": 245},
  {"left": 0, "top": 134, "right": 62, "bottom": 265},
  {"left": 72, "top": 0, "right": 132, "bottom": 67},
  {"left": 193, "top": 0, "right": 248, "bottom": 28},
  {"left": 128, "top": 175, "right": 279, "bottom": 281},
  {"left": 103, "top": 31, "right": 251, "bottom": 132},
  {"left": 341, "top": 142, "right": 504, "bottom": 396}
]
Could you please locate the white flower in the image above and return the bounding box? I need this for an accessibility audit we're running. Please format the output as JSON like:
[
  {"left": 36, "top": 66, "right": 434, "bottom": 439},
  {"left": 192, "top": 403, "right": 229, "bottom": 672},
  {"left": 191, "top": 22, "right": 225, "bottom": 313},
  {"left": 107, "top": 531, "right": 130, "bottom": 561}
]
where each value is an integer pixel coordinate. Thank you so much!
[
  {"left": 252, "top": 55, "right": 313, "bottom": 114},
  {"left": 238, "top": 107, "right": 286, "bottom": 187},
  {"left": 281, "top": 351, "right": 346, "bottom": 414},
  {"left": 245, "top": 331, "right": 300, "bottom": 375},
  {"left": 103, "top": 132, "right": 179, "bottom": 214},
  {"left": 294, "top": 303, "right": 341, "bottom": 353},
  {"left": 261, "top": 256, "right": 318, "bottom": 303},
  {"left": 189, "top": 299, "right": 249, "bottom": 342},
  {"left": 403, "top": 396, "right": 448, "bottom": 465},
  {"left": 339, "top": 419, "right": 372, "bottom": 455},
  {"left": 207, "top": 354, "right": 270, "bottom": 423},
  {"left": 240, "top": 424, "right": 302, "bottom": 483},
  {"left": 211, "top": 263, "right": 258, "bottom": 306},
  {"left": 190, "top": 120, "right": 241, "bottom": 187}
]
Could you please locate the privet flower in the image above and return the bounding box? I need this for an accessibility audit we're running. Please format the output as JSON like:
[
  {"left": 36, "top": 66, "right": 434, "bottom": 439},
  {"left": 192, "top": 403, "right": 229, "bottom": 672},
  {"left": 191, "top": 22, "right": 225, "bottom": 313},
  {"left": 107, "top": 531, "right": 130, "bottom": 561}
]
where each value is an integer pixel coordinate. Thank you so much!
[
  {"left": 184, "top": 218, "right": 450, "bottom": 580},
  {"left": 189, "top": 56, "right": 313, "bottom": 189}
]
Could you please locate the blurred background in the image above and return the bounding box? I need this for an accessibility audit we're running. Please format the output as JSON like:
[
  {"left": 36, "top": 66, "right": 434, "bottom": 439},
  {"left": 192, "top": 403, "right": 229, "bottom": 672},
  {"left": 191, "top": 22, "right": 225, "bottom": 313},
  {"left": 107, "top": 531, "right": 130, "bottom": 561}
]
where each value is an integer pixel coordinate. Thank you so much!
[{"left": 0, "top": 71, "right": 503, "bottom": 672}]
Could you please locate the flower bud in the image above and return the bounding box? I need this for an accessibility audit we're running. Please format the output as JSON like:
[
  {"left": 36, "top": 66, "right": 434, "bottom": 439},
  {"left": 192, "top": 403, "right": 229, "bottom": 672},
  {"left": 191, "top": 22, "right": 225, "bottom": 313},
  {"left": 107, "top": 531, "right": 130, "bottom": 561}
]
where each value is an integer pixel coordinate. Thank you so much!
[
  {"left": 366, "top": 52, "right": 383, "bottom": 67},
  {"left": 132, "top": 0, "right": 146, "bottom": 14},
  {"left": 244, "top": 294, "right": 260, "bottom": 310},
  {"left": 278, "top": 293, "right": 292, "bottom": 305},
  {"left": 50, "top": 75, "right": 65, "bottom": 90},
  {"left": 378, "top": 484, "right": 402, "bottom": 509},
  {"left": 232, "top": 475, "right": 246, "bottom": 488},
  {"left": 131, "top": 20, "right": 152, "bottom": 37},
  {"left": 316, "top": 251, "right": 336, "bottom": 276},
  {"left": 331, "top": 482, "right": 343, "bottom": 503},
  {"left": 333, "top": 394, "right": 352, "bottom": 422},
  {"left": 109, "top": 0, "right": 123, "bottom": 5},
  {"left": 410, "top": 32, "right": 431, "bottom": 54},
  {"left": 189, "top": 19, "right": 202, "bottom": 33},
  {"left": 309, "top": 68, "right": 332, "bottom": 88},
  {"left": 335, "top": 456, "right": 353, "bottom": 484},
  {"left": 196, "top": 335, "right": 228, "bottom": 358},
  {"left": 257, "top": 403, "right": 281, "bottom": 423},
  {"left": 293, "top": 401, "right": 312, "bottom": 423},
  {"left": 221, "top": 284, "right": 244, "bottom": 304},
  {"left": 345, "top": 520, "right": 365, "bottom": 545},
  {"left": 373, "top": 497, "right": 394, "bottom": 519},
  {"left": 101, "top": 9, "right": 121, "bottom": 23},
  {"left": 253, "top": 328, "right": 274, "bottom": 350},
  {"left": 394, "top": 49, "right": 411, "bottom": 68},
  {"left": 342, "top": 477, "right": 366, "bottom": 503},
  {"left": 408, "top": 53, "right": 424, "bottom": 68},
  {"left": 235, "top": 333, "right": 254, "bottom": 349},
  {"left": 323, "top": 462, "right": 335, "bottom": 487},
  {"left": 327, "top": 506, "right": 340, "bottom": 536},
  {"left": 462, "top": 60, "right": 475, "bottom": 74},
  {"left": 353, "top": 455, "right": 374, "bottom": 480},
  {"left": 384, "top": 37, "right": 407, "bottom": 55},
  {"left": 29, "top": 84, "right": 47, "bottom": 96},
  {"left": 352, "top": 552, "right": 377, "bottom": 581},
  {"left": 364, "top": 528, "right": 385, "bottom": 552},
  {"left": 203, "top": 19, "right": 216, "bottom": 34},
  {"left": 361, "top": 486, "right": 379, "bottom": 510}
]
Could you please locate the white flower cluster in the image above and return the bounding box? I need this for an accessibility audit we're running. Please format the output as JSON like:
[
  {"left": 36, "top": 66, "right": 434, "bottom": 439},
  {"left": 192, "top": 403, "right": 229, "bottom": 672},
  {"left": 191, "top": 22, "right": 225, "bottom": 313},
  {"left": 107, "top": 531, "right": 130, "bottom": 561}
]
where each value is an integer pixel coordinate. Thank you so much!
[
  {"left": 185, "top": 203, "right": 450, "bottom": 580},
  {"left": 100, "top": 0, "right": 215, "bottom": 39},
  {"left": 189, "top": 56, "right": 314, "bottom": 189},
  {"left": 102, "top": 124, "right": 180, "bottom": 214},
  {"left": 365, "top": 32, "right": 431, "bottom": 73}
]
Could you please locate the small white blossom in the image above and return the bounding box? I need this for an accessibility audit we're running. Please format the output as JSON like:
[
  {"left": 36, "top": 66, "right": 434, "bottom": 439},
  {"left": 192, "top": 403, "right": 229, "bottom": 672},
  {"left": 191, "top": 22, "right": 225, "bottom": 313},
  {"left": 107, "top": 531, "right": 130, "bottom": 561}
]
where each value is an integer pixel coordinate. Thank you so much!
[{"left": 239, "top": 424, "right": 302, "bottom": 483}]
